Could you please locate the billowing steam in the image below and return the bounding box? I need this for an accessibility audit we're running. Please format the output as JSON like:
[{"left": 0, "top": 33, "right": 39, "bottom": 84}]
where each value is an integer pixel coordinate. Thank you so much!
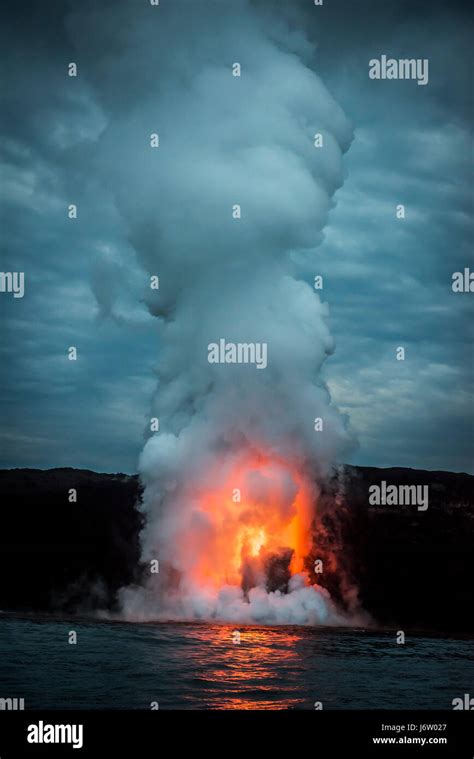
[{"left": 70, "top": 0, "right": 357, "bottom": 624}]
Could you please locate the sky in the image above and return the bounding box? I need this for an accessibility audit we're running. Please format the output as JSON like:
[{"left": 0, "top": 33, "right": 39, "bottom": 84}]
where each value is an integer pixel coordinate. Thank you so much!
[{"left": 0, "top": 0, "right": 473, "bottom": 474}]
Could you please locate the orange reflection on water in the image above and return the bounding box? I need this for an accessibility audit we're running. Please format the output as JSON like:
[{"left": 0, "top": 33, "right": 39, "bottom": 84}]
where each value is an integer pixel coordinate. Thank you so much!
[{"left": 198, "top": 625, "right": 306, "bottom": 710}]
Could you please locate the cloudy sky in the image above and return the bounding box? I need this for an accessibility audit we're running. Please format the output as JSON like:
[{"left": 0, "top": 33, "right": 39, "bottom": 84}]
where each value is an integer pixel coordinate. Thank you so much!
[{"left": 1, "top": 0, "right": 472, "bottom": 474}]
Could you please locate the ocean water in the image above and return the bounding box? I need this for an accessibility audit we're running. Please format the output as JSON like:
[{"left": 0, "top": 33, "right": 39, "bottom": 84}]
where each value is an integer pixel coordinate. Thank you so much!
[{"left": 1, "top": 615, "right": 472, "bottom": 710}]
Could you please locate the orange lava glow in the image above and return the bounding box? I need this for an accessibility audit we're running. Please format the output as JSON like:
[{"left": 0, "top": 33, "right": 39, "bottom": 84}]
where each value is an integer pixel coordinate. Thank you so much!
[
  {"left": 186, "top": 454, "right": 315, "bottom": 590},
  {"left": 200, "top": 626, "right": 305, "bottom": 709}
]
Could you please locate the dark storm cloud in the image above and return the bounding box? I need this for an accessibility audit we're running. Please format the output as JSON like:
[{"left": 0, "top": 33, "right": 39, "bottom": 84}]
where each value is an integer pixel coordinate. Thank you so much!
[
  {"left": 0, "top": 0, "right": 472, "bottom": 473},
  {"left": 0, "top": 0, "right": 158, "bottom": 471},
  {"left": 298, "top": 0, "right": 474, "bottom": 473}
]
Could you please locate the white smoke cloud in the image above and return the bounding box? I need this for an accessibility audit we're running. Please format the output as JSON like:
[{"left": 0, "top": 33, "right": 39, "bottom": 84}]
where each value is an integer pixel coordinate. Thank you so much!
[
  {"left": 69, "top": 0, "right": 357, "bottom": 624},
  {"left": 119, "top": 572, "right": 351, "bottom": 626}
]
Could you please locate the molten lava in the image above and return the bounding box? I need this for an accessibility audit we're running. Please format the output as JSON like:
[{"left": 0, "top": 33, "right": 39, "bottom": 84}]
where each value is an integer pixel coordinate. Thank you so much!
[{"left": 185, "top": 454, "right": 316, "bottom": 594}]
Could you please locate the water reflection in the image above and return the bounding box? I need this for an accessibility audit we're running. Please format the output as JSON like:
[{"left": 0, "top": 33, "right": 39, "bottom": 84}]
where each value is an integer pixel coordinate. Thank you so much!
[
  {"left": 4, "top": 616, "right": 474, "bottom": 709},
  {"left": 181, "top": 625, "right": 306, "bottom": 709}
]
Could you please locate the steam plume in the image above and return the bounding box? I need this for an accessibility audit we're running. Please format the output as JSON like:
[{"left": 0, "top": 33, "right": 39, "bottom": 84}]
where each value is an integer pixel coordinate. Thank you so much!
[{"left": 71, "top": 0, "right": 356, "bottom": 624}]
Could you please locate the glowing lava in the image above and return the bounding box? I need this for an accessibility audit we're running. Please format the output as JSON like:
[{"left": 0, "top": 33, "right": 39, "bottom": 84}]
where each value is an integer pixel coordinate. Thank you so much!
[{"left": 181, "top": 453, "right": 316, "bottom": 594}]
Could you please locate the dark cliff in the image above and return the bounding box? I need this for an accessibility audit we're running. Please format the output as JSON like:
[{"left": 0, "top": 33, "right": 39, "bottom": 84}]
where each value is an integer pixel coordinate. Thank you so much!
[{"left": 0, "top": 465, "right": 472, "bottom": 632}]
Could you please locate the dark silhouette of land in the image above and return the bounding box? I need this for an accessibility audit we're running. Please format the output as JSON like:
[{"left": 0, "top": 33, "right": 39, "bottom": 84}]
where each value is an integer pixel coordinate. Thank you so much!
[{"left": 0, "top": 465, "right": 472, "bottom": 632}]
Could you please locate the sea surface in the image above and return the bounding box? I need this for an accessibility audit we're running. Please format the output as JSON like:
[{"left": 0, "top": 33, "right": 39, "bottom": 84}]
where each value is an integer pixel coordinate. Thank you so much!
[{"left": 1, "top": 614, "right": 473, "bottom": 710}]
